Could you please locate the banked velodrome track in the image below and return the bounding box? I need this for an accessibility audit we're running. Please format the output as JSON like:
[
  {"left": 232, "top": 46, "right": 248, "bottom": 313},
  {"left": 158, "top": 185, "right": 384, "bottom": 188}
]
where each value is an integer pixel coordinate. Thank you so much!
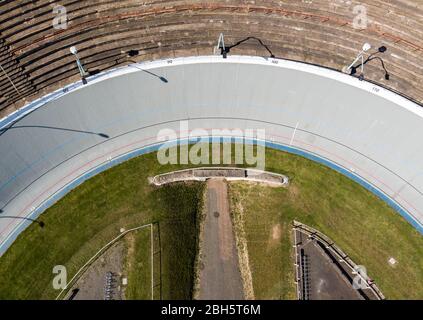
[{"left": 0, "top": 55, "right": 422, "bottom": 256}]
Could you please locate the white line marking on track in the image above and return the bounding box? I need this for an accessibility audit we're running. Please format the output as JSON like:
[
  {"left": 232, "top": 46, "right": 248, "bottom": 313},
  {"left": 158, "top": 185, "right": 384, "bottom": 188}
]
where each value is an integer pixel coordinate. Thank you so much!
[{"left": 290, "top": 122, "right": 300, "bottom": 146}]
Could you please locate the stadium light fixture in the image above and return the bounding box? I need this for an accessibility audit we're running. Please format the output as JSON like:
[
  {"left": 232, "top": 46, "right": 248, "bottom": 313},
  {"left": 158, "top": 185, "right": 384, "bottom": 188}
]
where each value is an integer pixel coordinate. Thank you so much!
[
  {"left": 70, "top": 46, "right": 88, "bottom": 84},
  {"left": 350, "top": 46, "right": 390, "bottom": 81},
  {"left": 362, "top": 43, "right": 372, "bottom": 52},
  {"left": 215, "top": 34, "right": 275, "bottom": 59},
  {"left": 215, "top": 33, "right": 228, "bottom": 58},
  {"left": 347, "top": 43, "right": 372, "bottom": 79}
]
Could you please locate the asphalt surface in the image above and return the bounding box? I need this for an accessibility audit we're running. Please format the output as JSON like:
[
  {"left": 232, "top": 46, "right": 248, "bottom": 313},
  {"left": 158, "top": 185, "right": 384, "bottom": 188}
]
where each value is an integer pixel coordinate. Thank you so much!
[{"left": 198, "top": 179, "right": 244, "bottom": 300}]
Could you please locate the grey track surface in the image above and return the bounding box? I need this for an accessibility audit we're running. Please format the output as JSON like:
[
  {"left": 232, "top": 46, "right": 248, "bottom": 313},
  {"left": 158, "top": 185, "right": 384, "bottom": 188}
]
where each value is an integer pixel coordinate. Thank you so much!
[
  {"left": 1, "top": 56, "right": 423, "bottom": 255},
  {"left": 199, "top": 179, "right": 244, "bottom": 300}
]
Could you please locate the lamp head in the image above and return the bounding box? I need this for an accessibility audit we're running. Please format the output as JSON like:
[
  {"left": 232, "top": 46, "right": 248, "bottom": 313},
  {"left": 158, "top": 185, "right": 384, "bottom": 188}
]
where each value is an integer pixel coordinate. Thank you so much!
[
  {"left": 70, "top": 46, "right": 78, "bottom": 55},
  {"left": 362, "top": 43, "right": 372, "bottom": 52}
]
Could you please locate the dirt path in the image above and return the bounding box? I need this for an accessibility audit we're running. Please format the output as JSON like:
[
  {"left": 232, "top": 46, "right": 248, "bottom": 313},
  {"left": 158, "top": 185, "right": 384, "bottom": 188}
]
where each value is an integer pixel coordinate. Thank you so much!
[{"left": 198, "top": 179, "right": 244, "bottom": 300}]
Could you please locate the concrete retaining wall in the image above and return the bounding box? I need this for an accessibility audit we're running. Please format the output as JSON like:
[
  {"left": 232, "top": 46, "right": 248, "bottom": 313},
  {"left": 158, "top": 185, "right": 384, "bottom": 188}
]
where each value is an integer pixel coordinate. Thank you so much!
[{"left": 150, "top": 167, "right": 289, "bottom": 186}]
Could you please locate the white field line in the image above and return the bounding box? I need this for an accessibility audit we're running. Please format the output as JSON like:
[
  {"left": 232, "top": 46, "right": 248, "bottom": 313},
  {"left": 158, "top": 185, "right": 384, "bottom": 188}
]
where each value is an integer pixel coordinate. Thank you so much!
[
  {"left": 55, "top": 223, "right": 153, "bottom": 300},
  {"left": 290, "top": 122, "right": 300, "bottom": 146}
]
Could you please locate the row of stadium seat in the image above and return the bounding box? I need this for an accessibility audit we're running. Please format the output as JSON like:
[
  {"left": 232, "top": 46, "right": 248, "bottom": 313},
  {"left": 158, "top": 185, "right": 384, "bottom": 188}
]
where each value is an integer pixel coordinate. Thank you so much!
[{"left": 1, "top": 0, "right": 422, "bottom": 117}]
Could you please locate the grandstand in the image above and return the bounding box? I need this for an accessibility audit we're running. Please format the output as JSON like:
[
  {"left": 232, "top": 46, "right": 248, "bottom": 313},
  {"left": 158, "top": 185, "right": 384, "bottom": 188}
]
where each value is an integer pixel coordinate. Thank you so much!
[{"left": 1, "top": 0, "right": 423, "bottom": 118}]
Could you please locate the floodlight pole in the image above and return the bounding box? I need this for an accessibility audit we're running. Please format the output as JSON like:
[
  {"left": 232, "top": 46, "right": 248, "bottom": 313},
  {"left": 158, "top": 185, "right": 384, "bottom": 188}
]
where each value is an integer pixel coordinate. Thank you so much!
[
  {"left": 70, "top": 46, "right": 88, "bottom": 82},
  {"left": 215, "top": 33, "right": 227, "bottom": 58},
  {"left": 215, "top": 34, "right": 275, "bottom": 59},
  {"left": 0, "top": 63, "right": 21, "bottom": 95},
  {"left": 348, "top": 45, "right": 389, "bottom": 81},
  {"left": 347, "top": 43, "right": 371, "bottom": 74}
]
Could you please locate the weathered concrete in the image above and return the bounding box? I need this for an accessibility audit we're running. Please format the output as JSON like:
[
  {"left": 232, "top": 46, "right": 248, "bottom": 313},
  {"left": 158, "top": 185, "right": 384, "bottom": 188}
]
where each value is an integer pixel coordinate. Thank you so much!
[{"left": 150, "top": 167, "right": 288, "bottom": 187}]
